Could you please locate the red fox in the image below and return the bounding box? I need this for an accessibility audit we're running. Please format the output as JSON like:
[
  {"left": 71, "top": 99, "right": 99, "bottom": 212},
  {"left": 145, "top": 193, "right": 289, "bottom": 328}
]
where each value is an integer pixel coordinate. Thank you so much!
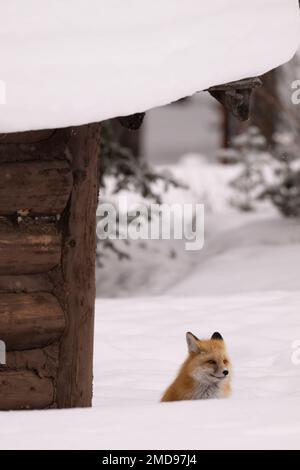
[{"left": 161, "top": 332, "right": 232, "bottom": 402}]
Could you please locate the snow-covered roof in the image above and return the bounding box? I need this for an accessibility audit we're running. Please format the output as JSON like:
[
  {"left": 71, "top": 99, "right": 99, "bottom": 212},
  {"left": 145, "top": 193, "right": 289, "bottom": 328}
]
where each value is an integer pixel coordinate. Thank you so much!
[{"left": 0, "top": 1, "right": 299, "bottom": 133}]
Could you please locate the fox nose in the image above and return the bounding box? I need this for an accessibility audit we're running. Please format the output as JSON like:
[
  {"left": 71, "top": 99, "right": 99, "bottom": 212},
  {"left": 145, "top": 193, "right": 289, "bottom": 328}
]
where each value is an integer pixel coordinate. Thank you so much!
[{"left": 223, "top": 370, "right": 229, "bottom": 376}]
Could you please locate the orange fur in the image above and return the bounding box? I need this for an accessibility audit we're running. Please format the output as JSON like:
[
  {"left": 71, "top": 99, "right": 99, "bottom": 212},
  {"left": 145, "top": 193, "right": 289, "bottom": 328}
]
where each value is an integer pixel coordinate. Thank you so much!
[{"left": 161, "top": 332, "right": 232, "bottom": 402}]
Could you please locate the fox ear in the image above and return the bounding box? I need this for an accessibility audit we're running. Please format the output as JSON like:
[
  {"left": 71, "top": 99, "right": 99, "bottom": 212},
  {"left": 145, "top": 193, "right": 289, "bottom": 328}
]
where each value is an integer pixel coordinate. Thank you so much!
[
  {"left": 186, "top": 332, "right": 200, "bottom": 353},
  {"left": 211, "top": 332, "right": 223, "bottom": 341}
]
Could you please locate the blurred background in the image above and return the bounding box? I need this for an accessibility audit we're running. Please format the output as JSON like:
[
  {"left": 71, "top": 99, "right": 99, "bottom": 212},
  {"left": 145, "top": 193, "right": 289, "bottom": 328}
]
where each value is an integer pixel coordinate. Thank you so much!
[{"left": 96, "top": 53, "right": 300, "bottom": 298}]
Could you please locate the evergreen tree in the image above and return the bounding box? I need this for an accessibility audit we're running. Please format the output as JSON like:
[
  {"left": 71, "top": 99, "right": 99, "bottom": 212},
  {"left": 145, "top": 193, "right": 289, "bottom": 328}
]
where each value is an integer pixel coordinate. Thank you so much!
[
  {"left": 98, "top": 120, "right": 184, "bottom": 263},
  {"left": 230, "top": 126, "right": 267, "bottom": 211},
  {"left": 264, "top": 132, "right": 300, "bottom": 217}
]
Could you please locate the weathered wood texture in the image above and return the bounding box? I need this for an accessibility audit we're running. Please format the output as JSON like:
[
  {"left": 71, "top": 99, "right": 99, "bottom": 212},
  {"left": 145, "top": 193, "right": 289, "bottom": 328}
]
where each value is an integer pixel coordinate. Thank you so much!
[
  {"left": 0, "top": 128, "right": 72, "bottom": 163},
  {"left": 0, "top": 161, "right": 73, "bottom": 216},
  {"left": 5, "top": 345, "right": 59, "bottom": 381},
  {"left": 0, "top": 274, "right": 53, "bottom": 294},
  {"left": 0, "top": 293, "right": 65, "bottom": 350},
  {"left": 0, "top": 122, "right": 100, "bottom": 410},
  {"left": 0, "top": 371, "right": 54, "bottom": 410},
  {"left": 0, "top": 130, "right": 55, "bottom": 144},
  {"left": 56, "top": 123, "right": 100, "bottom": 408},
  {"left": 0, "top": 222, "right": 61, "bottom": 275}
]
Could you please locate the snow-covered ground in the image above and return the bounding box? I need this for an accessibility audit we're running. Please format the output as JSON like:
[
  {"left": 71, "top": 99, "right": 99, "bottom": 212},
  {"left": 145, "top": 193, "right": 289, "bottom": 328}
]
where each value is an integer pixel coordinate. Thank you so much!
[
  {"left": 1, "top": 156, "right": 300, "bottom": 450},
  {"left": 1, "top": 293, "right": 300, "bottom": 450}
]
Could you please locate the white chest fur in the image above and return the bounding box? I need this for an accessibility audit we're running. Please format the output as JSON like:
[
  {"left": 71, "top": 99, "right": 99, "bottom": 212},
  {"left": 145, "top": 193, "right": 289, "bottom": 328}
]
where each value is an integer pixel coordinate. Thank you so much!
[{"left": 189, "top": 382, "right": 221, "bottom": 400}]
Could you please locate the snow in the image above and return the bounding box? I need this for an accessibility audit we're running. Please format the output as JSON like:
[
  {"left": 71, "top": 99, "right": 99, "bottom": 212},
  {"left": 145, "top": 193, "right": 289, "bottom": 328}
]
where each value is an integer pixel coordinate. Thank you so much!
[
  {"left": 170, "top": 213, "right": 300, "bottom": 296},
  {"left": 0, "top": 0, "right": 299, "bottom": 133},
  {"left": 97, "top": 154, "right": 300, "bottom": 298},
  {"left": 1, "top": 156, "right": 300, "bottom": 450},
  {"left": 1, "top": 293, "right": 300, "bottom": 450},
  {"left": 96, "top": 155, "right": 239, "bottom": 297}
]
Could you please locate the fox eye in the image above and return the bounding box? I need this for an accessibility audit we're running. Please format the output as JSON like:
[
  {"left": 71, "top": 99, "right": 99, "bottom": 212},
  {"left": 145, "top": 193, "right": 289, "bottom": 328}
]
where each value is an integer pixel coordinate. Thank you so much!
[
  {"left": 223, "top": 359, "right": 228, "bottom": 365},
  {"left": 208, "top": 360, "right": 216, "bottom": 365}
]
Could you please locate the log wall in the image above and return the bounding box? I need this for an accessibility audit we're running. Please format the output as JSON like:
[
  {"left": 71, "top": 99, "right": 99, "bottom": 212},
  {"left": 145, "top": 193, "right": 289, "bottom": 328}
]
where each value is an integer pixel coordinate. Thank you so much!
[
  {"left": 0, "top": 124, "right": 100, "bottom": 410},
  {"left": 0, "top": 161, "right": 73, "bottom": 216},
  {"left": 0, "top": 222, "right": 61, "bottom": 275}
]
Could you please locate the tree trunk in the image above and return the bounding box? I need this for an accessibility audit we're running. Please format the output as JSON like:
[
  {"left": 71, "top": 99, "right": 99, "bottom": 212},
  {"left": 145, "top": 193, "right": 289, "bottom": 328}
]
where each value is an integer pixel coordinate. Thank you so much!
[
  {"left": 221, "top": 71, "right": 279, "bottom": 147},
  {"left": 251, "top": 70, "right": 279, "bottom": 145},
  {"left": 0, "top": 123, "right": 100, "bottom": 410}
]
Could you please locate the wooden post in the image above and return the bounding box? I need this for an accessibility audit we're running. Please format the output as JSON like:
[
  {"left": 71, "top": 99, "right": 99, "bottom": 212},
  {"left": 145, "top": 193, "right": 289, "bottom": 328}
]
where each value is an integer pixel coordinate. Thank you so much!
[
  {"left": 56, "top": 124, "right": 100, "bottom": 408},
  {"left": 0, "top": 123, "right": 100, "bottom": 410}
]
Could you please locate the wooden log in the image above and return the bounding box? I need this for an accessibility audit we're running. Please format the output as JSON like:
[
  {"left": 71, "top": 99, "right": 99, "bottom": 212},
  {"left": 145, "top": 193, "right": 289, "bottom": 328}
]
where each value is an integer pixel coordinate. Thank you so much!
[
  {"left": 0, "top": 274, "right": 53, "bottom": 294},
  {"left": 0, "top": 128, "right": 72, "bottom": 163},
  {"left": 0, "top": 293, "right": 65, "bottom": 350},
  {"left": 0, "top": 371, "right": 54, "bottom": 410},
  {"left": 56, "top": 123, "right": 100, "bottom": 408},
  {"left": 6, "top": 345, "right": 59, "bottom": 379},
  {"left": 0, "top": 222, "right": 61, "bottom": 275},
  {"left": 0, "top": 129, "right": 55, "bottom": 144},
  {"left": 0, "top": 161, "right": 73, "bottom": 216}
]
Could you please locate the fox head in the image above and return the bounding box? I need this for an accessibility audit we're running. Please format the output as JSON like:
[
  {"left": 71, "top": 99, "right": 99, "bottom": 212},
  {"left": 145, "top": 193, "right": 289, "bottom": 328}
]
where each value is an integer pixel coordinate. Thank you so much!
[{"left": 185, "top": 331, "right": 231, "bottom": 385}]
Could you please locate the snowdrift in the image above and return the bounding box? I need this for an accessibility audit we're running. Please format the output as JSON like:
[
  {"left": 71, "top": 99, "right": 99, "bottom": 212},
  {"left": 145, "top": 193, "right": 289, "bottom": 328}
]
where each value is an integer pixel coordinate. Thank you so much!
[
  {"left": 0, "top": 0, "right": 299, "bottom": 132},
  {"left": 1, "top": 293, "right": 300, "bottom": 450}
]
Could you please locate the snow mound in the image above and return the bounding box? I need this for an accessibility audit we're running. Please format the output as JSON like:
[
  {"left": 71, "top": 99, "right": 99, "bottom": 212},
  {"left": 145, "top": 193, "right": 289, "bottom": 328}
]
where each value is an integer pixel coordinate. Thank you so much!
[
  {"left": 0, "top": 0, "right": 299, "bottom": 132},
  {"left": 1, "top": 293, "right": 300, "bottom": 450},
  {"left": 170, "top": 214, "right": 300, "bottom": 296}
]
